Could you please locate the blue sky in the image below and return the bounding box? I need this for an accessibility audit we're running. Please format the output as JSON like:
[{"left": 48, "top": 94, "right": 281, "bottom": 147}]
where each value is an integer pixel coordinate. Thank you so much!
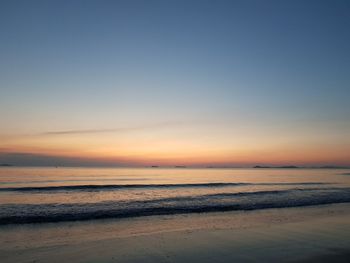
[{"left": 0, "top": 0, "right": 349, "bottom": 166}]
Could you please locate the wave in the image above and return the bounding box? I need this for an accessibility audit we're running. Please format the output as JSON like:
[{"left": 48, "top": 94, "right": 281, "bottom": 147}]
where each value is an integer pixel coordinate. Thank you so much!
[
  {"left": 1, "top": 187, "right": 349, "bottom": 224},
  {"left": 0, "top": 182, "right": 329, "bottom": 192}
]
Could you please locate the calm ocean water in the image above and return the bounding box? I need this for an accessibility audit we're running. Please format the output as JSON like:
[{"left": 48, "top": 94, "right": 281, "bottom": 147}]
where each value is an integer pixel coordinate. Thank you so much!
[{"left": 0, "top": 167, "right": 349, "bottom": 224}]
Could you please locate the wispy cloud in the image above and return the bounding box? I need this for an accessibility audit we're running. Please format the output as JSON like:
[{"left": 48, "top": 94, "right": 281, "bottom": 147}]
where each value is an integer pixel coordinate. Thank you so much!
[
  {"left": 39, "top": 121, "right": 185, "bottom": 136},
  {"left": 42, "top": 128, "right": 127, "bottom": 135}
]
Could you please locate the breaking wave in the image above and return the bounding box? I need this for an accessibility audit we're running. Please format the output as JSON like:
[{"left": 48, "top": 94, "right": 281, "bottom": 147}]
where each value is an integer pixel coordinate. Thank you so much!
[{"left": 1, "top": 187, "right": 349, "bottom": 224}]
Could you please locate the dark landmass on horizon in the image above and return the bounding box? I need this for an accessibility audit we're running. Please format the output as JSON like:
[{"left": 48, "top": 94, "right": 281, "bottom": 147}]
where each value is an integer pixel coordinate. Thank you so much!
[
  {"left": 0, "top": 164, "right": 13, "bottom": 167},
  {"left": 1, "top": 159, "right": 349, "bottom": 170},
  {"left": 254, "top": 165, "right": 300, "bottom": 169},
  {"left": 253, "top": 165, "right": 350, "bottom": 169}
]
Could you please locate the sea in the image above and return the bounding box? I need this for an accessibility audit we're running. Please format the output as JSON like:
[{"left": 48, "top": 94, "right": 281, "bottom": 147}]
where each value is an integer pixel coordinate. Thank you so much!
[{"left": 0, "top": 167, "right": 349, "bottom": 224}]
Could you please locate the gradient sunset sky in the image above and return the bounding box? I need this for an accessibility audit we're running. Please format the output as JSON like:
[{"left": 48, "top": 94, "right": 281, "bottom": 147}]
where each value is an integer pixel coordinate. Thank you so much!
[{"left": 0, "top": 0, "right": 349, "bottom": 167}]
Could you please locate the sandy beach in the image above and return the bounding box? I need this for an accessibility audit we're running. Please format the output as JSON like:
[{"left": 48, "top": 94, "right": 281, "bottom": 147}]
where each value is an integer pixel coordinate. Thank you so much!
[{"left": 1, "top": 203, "right": 349, "bottom": 263}]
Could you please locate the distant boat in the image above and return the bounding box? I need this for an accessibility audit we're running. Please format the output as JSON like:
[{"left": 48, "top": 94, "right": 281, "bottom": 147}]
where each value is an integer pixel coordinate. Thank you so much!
[
  {"left": 175, "top": 166, "right": 186, "bottom": 168},
  {"left": 151, "top": 165, "right": 159, "bottom": 168}
]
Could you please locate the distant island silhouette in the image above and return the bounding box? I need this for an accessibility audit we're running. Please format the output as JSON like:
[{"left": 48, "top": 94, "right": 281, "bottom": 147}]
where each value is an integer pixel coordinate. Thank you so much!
[
  {"left": 253, "top": 165, "right": 299, "bottom": 169},
  {"left": 0, "top": 164, "right": 13, "bottom": 167},
  {"left": 253, "top": 165, "right": 349, "bottom": 169}
]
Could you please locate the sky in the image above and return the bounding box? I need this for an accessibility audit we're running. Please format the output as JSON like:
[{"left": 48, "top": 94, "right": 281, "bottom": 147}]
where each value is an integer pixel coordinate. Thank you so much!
[{"left": 0, "top": 0, "right": 349, "bottom": 167}]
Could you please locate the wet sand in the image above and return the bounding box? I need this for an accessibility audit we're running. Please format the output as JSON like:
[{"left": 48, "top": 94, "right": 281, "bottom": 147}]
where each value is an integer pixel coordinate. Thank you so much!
[{"left": 1, "top": 203, "right": 350, "bottom": 262}]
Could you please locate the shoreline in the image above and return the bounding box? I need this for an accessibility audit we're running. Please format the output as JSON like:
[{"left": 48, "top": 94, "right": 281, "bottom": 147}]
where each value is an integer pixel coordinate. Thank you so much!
[{"left": 1, "top": 203, "right": 350, "bottom": 262}]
